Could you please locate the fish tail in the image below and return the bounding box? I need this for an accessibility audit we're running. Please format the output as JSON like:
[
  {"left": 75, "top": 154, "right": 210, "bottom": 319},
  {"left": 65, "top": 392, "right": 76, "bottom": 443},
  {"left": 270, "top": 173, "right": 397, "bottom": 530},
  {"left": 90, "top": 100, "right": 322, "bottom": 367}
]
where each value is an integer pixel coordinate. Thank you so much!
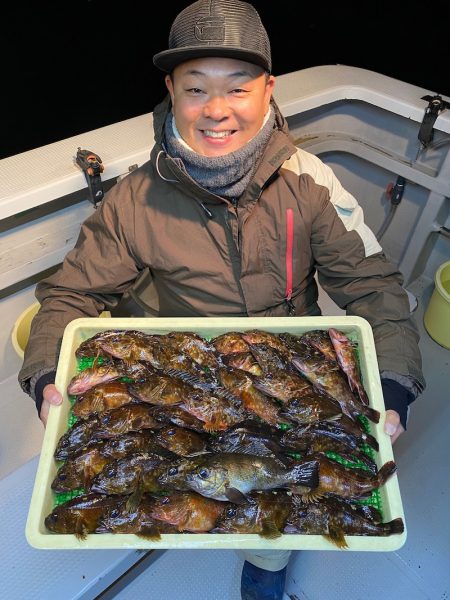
[
  {"left": 384, "top": 517, "right": 405, "bottom": 535},
  {"left": 352, "top": 381, "right": 369, "bottom": 405},
  {"left": 362, "top": 431, "right": 379, "bottom": 452},
  {"left": 361, "top": 404, "right": 380, "bottom": 423},
  {"left": 136, "top": 527, "right": 162, "bottom": 541},
  {"left": 376, "top": 460, "right": 397, "bottom": 487}
]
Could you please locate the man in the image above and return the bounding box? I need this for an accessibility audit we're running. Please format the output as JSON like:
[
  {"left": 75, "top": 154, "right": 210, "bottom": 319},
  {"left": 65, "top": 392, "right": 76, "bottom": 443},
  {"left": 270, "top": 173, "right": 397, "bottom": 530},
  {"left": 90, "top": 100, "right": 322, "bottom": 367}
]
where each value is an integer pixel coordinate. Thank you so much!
[{"left": 19, "top": 1, "right": 425, "bottom": 598}]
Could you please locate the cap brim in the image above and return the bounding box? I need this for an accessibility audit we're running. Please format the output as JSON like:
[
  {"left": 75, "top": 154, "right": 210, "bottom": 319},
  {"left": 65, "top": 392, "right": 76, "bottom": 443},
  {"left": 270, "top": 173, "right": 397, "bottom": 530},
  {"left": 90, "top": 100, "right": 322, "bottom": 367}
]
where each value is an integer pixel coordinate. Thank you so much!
[{"left": 153, "top": 46, "right": 270, "bottom": 73}]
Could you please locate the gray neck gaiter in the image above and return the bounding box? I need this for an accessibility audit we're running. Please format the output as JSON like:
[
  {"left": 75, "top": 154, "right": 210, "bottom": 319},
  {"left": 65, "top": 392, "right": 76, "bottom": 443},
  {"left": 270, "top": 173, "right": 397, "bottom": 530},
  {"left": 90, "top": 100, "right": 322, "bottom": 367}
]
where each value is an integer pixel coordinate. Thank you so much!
[{"left": 164, "top": 106, "right": 275, "bottom": 198}]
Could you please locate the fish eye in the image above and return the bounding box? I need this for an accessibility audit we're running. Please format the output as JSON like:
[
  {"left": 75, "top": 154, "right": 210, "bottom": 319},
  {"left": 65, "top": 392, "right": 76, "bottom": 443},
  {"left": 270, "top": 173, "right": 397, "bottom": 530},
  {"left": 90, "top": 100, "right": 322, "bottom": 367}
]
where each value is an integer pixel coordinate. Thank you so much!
[
  {"left": 110, "top": 440, "right": 119, "bottom": 447},
  {"left": 110, "top": 509, "right": 120, "bottom": 518},
  {"left": 58, "top": 473, "right": 67, "bottom": 481},
  {"left": 101, "top": 414, "right": 111, "bottom": 424},
  {"left": 199, "top": 468, "right": 209, "bottom": 479},
  {"left": 226, "top": 507, "right": 236, "bottom": 518},
  {"left": 168, "top": 467, "right": 178, "bottom": 476},
  {"left": 166, "top": 429, "right": 175, "bottom": 436},
  {"left": 106, "top": 467, "right": 116, "bottom": 477}
]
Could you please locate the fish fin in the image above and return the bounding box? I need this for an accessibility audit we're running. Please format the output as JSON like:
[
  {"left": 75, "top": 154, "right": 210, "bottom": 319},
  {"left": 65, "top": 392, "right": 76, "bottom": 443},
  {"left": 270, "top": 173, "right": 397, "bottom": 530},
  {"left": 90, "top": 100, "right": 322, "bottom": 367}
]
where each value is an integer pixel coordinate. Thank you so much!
[
  {"left": 225, "top": 488, "right": 248, "bottom": 505},
  {"left": 136, "top": 527, "right": 162, "bottom": 541},
  {"left": 386, "top": 517, "right": 405, "bottom": 535},
  {"left": 377, "top": 460, "right": 397, "bottom": 487},
  {"left": 74, "top": 517, "right": 88, "bottom": 540},
  {"left": 300, "top": 490, "right": 325, "bottom": 504},
  {"left": 326, "top": 522, "right": 348, "bottom": 549},
  {"left": 290, "top": 459, "right": 319, "bottom": 490},
  {"left": 126, "top": 470, "right": 144, "bottom": 512},
  {"left": 361, "top": 404, "right": 380, "bottom": 423},
  {"left": 260, "top": 520, "right": 282, "bottom": 539}
]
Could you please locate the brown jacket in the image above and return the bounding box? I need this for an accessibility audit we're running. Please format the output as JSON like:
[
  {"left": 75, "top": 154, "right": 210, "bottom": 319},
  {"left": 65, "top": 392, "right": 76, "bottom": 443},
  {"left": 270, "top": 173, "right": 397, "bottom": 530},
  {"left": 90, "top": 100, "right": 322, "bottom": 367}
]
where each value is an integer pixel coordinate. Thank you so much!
[{"left": 19, "top": 98, "right": 425, "bottom": 399}]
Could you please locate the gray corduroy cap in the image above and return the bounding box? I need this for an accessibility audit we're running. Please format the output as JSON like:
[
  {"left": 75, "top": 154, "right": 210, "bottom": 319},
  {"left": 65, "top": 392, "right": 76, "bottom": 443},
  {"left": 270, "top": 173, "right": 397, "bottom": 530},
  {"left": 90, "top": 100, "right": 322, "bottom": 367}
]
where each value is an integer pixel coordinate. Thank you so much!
[{"left": 153, "top": 0, "right": 271, "bottom": 73}]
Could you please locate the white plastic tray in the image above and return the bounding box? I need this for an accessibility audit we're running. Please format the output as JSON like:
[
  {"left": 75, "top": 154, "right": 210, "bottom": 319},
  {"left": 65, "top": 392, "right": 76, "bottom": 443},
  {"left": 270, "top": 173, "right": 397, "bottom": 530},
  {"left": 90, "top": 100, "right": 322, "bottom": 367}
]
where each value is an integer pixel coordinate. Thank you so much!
[{"left": 26, "top": 316, "right": 406, "bottom": 551}]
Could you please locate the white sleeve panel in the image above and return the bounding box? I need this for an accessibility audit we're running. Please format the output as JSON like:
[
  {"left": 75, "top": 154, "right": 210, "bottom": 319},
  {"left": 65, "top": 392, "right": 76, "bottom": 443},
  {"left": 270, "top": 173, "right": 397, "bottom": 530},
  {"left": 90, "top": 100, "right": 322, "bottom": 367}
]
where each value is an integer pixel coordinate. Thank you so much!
[{"left": 283, "top": 149, "right": 383, "bottom": 257}]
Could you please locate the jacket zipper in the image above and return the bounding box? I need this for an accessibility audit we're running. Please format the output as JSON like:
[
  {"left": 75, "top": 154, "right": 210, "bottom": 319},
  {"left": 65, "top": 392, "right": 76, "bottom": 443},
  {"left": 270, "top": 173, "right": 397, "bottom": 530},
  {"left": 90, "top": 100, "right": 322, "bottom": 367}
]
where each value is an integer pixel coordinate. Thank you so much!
[{"left": 285, "top": 208, "right": 296, "bottom": 316}]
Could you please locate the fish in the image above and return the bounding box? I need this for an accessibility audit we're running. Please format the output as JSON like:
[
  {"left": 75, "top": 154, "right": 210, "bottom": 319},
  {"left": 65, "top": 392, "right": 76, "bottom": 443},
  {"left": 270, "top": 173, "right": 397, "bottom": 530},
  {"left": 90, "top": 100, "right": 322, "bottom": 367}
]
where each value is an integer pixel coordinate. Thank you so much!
[
  {"left": 90, "top": 451, "right": 174, "bottom": 496},
  {"left": 148, "top": 405, "right": 206, "bottom": 433},
  {"left": 75, "top": 330, "right": 124, "bottom": 359},
  {"left": 299, "top": 330, "right": 338, "bottom": 363},
  {"left": 290, "top": 351, "right": 380, "bottom": 423},
  {"left": 222, "top": 351, "right": 263, "bottom": 376},
  {"left": 284, "top": 495, "right": 404, "bottom": 548},
  {"left": 67, "top": 361, "right": 123, "bottom": 395},
  {"left": 210, "top": 332, "right": 251, "bottom": 355},
  {"left": 94, "top": 495, "right": 178, "bottom": 539},
  {"left": 180, "top": 387, "right": 247, "bottom": 432},
  {"left": 164, "top": 331, "right": 221, "bottom": 371},
  {"left": 280, "top": 423, "right": 378, "bottom": 474},
  {"left": 280, "top": 391, "right": 344, "bottom": 425},
  {"left": 54, "top": 413, "right": 101, "bottom": 461},
  {"left": 328, "top": 328, "right": 370, "bottom": 405},
  {"left": 208, "top": 425, "right": 289, "bottom": 460},
  {"left": 182, "top": 453, "right": 319, "bottom": 503},
  {"left": 128, "top": 374, "right": 192, "bottom": 406},
  {"left": 156, "top": 458, "right": 199, "bottom": 492},
  {"left": 72, "top": 381, "right": 135, "bottom": 417},
  {"left": 52, "top": 431, "right": 165, "bottom": 492},
  {"left": 300, "top": 454, "right": 397, "bottom": 502},
  {"left": 218, "top": 366, "right": 285, "bottom": 426},
  {"left": 92, "top": 403, "right": 166, "bottom": 438},
  {"left": 44, "top": 492, "right": 120, "bottom": 539},
  {"left": 150, "top": 492, "right": 227, "bottom": 532},
  {"left": 212, "top": 490, "right": 293, "bottom": 538},
  {"left": 98, "top": 330, "right": 162, "bottom": 364},
  {"left": 153, "top": 425, "right": 209, "bottom": 457},
  {"left": 241, "top": 330, "right": 292, "bottom": 361}
]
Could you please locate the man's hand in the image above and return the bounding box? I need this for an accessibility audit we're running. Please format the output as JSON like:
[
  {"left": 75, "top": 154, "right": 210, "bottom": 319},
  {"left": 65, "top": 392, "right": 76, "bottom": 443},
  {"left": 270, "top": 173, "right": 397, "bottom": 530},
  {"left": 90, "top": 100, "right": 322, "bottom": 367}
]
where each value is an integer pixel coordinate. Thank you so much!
[
  {"left": 40, "top": 384, "right": 63, "bottom": 427},
  {"left": 384, "top": 409, "right": 405, "bottom": 444}
]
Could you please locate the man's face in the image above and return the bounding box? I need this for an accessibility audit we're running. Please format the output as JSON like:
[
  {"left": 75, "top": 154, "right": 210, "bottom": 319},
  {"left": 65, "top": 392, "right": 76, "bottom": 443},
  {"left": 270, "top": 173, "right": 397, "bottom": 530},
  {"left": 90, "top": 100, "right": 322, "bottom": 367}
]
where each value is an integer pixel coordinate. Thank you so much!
[{"left": 165, "top": 57, "right": 275, "bottom": 157}]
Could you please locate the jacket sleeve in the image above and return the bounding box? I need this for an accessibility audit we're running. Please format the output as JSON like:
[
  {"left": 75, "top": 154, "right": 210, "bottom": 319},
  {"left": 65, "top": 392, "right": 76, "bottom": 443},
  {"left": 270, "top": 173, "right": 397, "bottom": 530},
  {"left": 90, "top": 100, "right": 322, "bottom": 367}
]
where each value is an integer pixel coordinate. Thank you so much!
[
  {"left": 18, "top": 178, "right": 142, "bottom": 396},
  {"left": 309, "top": 162, "right": 425, "bottom": 399}
]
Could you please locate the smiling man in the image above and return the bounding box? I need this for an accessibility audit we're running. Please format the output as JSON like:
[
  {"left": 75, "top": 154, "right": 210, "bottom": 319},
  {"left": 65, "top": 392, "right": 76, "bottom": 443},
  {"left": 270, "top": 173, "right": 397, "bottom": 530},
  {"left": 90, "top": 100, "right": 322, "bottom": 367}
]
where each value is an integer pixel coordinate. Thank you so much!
[{"left": 20, "top": 1, "right": 424, "bottom": 599}]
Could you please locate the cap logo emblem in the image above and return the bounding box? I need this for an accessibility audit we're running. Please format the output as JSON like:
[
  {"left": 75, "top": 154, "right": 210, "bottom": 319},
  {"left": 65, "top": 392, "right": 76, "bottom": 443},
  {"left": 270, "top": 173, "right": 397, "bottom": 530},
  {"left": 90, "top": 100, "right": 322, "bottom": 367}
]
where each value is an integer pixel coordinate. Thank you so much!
[{"left": 194, "top": 16, "right": 225, "bottom": 41}]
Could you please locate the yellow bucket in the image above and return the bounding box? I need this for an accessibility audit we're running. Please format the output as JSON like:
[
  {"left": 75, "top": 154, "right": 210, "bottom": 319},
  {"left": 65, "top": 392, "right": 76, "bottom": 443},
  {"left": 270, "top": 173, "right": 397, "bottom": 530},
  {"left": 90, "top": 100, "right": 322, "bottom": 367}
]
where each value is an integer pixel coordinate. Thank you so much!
[
  {"left": 12, "top": 302, "right": 111, "bottom": 360},
  {"left": 423, "top": 260, "right": 450, "bottom": 349}
]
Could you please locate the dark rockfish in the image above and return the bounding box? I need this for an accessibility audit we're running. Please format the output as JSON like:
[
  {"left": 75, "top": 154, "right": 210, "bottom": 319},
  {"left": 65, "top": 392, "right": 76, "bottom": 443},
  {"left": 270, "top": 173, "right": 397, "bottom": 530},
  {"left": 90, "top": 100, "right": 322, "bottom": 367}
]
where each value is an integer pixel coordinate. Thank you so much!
[
  {"left": 75, "top": 330, "right": 124, "bottom": 359},
  {"left": 222, "top": 352, "right": 263, "bottom": 376},
  {"left": 92, "top": 403, "right": 166, "bottom": 438},
  {"left": 180, "top": 388, "right": 247, "bottom": 432},
  {"left": 241, "top": 330, "right": 291, "bottom": 360},
  {"left": 211, "top": 332, "right": 251, "bottom": 355},
  {"left": 183, "top": 453, "right": 319, "bottom": 503},
  {"left": 218, "top": 366, "right": 284, "bottom": 426},
  {"left": 99, "top": 330, "right": 161, "bottom": 364},
  {"left": 152, "top": 338, "right": 215, "bottom": 385},
  {"left": 300, "top": 454, "right": 397, "bottom": 502},
  {"left": 164, "top": 331, "right": 221, "bottom": 371},
  {"left": 280, "top": 392, "right": 344, "bottom": 425},
  {"left": 52, "top": 431, "right": 165, "bottom": 492},
  {"left": 72, "top": 381, "right": 134, "bottom": 417},
  {"left": 44, "top": 493, "right": 119, "bottom": 539},
  {"left": 67, "top": 361, "right": 122, "bottom": 395},
  {"left": 299, "top": 330, "right": 338, "bottom": 363},
  {"left": 54, "top": 414, "right": 101, "bottom": 460},
  {"left": 90, "top": 452, "right": 173, "bottom": 495},
  {"left": 212, "top": 490, "right": 293, "bottom": 539},
  {"left": 291, "top": 352, "right": 379, "bottom": 423},
  {"left": 156, "top": 459, "right": 198, "bottom": 492},
  {"left": 151, "top": 492, "right": 226, "bottom": 532},
  {"left": 328, "top": 328, "right": 370, "bottom": 405},
  {"left": 154, "top": 425, "right": 209, "bottom": 457},
  {"left": 208, "top": 426, "right": 288, "bottom": 459},
  {"left": 95, "top": 496, "right": 178, "bottom": 539},
  {"left": 128, "top": 374, "right": 192, "bottom": 406},
  {"left": 148, "top": 405, "right": 205, "bottom": 433},
  {"left": 280, "top": 424, "right": 378, "bottom": 474},
  {"left": 285, "top": 495, "right": 404, "bottom": 548}
]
